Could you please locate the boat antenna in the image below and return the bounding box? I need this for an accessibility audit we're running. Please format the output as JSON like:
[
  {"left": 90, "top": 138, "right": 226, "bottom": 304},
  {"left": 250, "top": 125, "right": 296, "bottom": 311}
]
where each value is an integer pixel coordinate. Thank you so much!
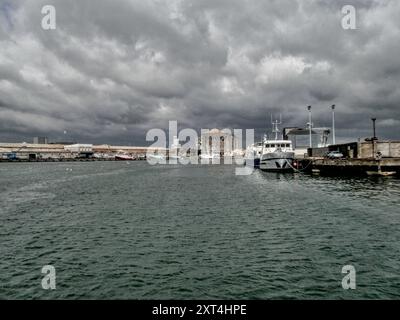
[{"left": 271, "top": 114, "right": 282, "bottom": 140}]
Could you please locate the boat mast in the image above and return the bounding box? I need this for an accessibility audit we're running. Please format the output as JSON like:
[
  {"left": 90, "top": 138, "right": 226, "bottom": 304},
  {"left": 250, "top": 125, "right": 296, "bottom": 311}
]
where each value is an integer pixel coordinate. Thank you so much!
[{"left": 271, "top": 114, "right": 282, "bottom": 141}]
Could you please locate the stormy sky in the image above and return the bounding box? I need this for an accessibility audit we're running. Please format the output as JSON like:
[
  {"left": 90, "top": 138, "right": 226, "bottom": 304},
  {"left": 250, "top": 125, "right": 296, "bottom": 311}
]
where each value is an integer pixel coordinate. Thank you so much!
[{"left": 0, "top": 0, "right": 399, "bottom": 145}]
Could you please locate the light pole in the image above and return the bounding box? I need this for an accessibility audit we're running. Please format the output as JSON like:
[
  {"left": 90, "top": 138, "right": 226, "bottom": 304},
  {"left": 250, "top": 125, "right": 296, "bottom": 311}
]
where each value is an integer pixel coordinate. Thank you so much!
[
  {"left": 331, "top": 104, "right": 336, "bottom": 145},
  {"left": 371, "top": 118, "right": 377, "bottom": 158},
  {"left": 307, "top": 106, "right": 312, "bottom": 148},
  {"left": 371, "top": 118, "right": 377, "bottom": 140}
]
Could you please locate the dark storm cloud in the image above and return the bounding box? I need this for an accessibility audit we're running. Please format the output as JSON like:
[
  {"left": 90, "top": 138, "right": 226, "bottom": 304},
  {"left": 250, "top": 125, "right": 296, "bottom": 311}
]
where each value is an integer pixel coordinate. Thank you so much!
[{"left": 0, "top": 0, "right": 399, "bottom": 144}]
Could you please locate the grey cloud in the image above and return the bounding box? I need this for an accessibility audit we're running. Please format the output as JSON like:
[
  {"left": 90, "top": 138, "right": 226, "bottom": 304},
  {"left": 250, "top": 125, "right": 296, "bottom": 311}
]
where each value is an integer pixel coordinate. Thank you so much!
[{"left": 0, "top": 0, "right": 399, "bottom": 145}]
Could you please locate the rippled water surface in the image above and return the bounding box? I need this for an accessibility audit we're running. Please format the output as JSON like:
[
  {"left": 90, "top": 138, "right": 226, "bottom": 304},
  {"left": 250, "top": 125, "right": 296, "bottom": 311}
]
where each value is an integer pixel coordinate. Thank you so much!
[{"left": 1, "top": 162, "right": 400, "bottom": 299}]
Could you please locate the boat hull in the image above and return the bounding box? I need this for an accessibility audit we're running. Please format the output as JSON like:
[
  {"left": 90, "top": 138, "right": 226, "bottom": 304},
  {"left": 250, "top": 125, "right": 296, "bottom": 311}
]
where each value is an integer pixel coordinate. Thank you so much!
[
  {"left": 115, "top": 154, "right": 135, "bottom": 161},
  {"left": 244, "top": 158, "right": 260, "bottom": 168},
  {"left": 366, "top": 170, "right": 396, "bottom": 177},
  {"left": 260, "top": 152, "right": 295, "bottom": 172},
  {"left": 115, "top": 155, "right": 134, "bottom": 160}
]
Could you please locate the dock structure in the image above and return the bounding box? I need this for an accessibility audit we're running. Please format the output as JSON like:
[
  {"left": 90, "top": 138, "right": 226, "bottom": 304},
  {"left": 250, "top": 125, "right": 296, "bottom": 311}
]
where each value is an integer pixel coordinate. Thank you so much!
[
  {"left": 0, "top": 142, "right": 168, "bottom": 162},
  {"left": 301, "top": 157, "right": 400, "bottom": 176},
  {"left": 297, "top": 140, "right": 400, "bottom": 176}
]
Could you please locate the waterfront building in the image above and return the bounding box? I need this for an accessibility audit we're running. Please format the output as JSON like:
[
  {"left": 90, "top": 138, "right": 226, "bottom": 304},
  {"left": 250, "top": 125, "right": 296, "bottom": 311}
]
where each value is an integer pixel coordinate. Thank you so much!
[
  {"left": 200, "top": 128, "right": 240, "bottom": 157},
  {"left": 64, "top": 144, "right": 94, "bottom": 158}
]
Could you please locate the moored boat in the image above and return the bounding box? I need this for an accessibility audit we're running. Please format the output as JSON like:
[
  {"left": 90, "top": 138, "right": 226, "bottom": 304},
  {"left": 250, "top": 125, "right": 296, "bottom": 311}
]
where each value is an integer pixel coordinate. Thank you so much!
[
  {"left": 259, "top": 117, "right": 295, "bottom": 172},
  {"left": 259, "top": 140, "right": 295, "bottom": 171},
  {"left": 115, "top": 151, "right": 135, "bottom": 160}
]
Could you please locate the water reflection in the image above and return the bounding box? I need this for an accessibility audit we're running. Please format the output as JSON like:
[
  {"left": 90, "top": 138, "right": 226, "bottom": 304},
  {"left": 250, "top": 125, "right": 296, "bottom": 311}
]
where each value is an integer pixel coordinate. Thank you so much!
[{"left": 255, "top": 169, "right": 400, "bottom": 203}]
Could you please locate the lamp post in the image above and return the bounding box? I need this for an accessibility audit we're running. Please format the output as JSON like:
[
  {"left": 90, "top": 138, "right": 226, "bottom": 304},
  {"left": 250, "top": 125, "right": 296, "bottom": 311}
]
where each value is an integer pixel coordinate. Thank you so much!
[
  {"left": 371, "top": 118, "right": 377, "bottom": 158},
  {"left": 307, "top": 106, "right": 312, "bottom": 148},
  {"left": 331, "top": 104, "right": 336, "bottom": 145},
  {"left": 371, "top": 118, "right": 377, "bottom": 140}
]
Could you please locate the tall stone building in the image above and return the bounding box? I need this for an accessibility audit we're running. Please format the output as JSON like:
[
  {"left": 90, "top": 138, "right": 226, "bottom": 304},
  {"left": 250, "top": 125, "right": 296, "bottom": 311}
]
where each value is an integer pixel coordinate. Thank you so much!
[{"left": 200, "top": 128, "right": 239, "bottom": 157}]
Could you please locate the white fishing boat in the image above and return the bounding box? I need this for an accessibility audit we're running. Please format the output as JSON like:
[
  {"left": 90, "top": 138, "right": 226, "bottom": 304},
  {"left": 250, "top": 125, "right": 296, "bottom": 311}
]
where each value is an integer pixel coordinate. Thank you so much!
[
  {"left": 115, "top": 151, "right": 135, "bottom": 161},
  {"left": 259, "top": 117, "right": 295, "bottom": 172}
]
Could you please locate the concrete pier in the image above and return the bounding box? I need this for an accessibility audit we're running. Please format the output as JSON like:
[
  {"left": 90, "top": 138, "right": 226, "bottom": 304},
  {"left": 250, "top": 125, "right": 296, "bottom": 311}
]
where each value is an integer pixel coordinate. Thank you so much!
[
  {"left": 299, "top": 158, "right": 400, "bottom": 176},
  {"left": 298, "top": 140, "right": 400, "bottom": 176}
]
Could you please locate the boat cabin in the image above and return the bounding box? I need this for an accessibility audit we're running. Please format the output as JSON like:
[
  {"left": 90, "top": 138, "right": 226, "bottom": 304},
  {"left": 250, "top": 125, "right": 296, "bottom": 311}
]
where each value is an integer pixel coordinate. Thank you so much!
[{"left": 264, "top": 140, "right": 293, "bottom": 152}]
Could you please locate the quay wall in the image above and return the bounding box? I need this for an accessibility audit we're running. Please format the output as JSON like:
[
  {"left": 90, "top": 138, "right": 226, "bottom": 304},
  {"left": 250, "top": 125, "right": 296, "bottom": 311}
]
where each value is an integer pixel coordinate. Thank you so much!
[
  {"left": 300, "top": 158, "right": 400, "bottom": 176},
  {"left": 359, "top": 141, "right": 400, "bottom": 158},
  {"left": 308, "top": 141, "right": 400, "bottom": 159}
]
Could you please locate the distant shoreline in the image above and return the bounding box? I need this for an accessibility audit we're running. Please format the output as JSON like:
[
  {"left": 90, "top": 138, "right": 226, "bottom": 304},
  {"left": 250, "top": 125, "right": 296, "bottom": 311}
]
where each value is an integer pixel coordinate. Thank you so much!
[{"left": 0, "top": 158, "right": 145, "bottom": 163}]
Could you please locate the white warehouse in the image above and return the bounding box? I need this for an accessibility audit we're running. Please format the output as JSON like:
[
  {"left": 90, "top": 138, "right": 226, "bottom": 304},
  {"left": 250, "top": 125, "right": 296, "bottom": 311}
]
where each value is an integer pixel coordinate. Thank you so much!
[{"left": 64, "top": 144, "right": 93, "bottom": 157}]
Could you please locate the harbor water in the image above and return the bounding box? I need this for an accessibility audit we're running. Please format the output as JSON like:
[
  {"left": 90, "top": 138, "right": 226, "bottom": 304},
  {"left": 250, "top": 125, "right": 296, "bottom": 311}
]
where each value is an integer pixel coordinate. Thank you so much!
[{"left": 1, "top": 162, "right": 400, "bottom": 299}]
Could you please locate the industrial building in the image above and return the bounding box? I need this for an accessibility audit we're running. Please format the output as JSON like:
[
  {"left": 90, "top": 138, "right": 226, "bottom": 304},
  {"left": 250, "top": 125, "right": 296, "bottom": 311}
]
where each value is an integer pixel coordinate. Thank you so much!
[
  {"left": 284, "top": 127, "right": 332, "bottom": 158},
  {"left": 64, "top": 144, "right": 94, "bottom": 158}
]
